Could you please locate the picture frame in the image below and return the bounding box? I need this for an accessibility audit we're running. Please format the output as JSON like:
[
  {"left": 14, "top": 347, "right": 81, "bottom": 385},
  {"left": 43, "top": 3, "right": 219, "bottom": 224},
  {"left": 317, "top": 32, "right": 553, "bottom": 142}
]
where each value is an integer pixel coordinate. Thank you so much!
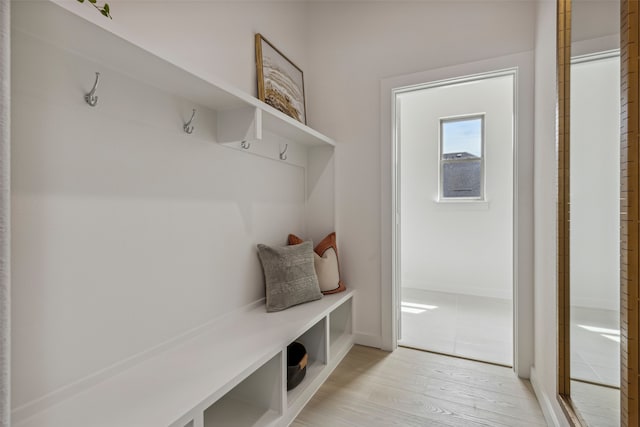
[{"left": 255, "top": 33, "right": 306, "bottom": 125}]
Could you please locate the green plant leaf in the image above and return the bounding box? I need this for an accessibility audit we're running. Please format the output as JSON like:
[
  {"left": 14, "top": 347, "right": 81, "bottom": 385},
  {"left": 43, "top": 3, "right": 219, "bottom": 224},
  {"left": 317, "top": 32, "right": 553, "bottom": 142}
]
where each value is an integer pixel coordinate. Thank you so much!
[{"left": 77, "top": 0, "right": 112, "bottom": 19}]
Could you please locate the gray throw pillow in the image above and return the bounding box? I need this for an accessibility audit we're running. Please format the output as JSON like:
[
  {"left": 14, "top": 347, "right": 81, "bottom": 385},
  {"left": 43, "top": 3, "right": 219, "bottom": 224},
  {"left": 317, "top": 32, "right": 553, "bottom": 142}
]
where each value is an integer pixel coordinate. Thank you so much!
[{"left": 257, "top": 241, "right": 322, "bottom": 312}]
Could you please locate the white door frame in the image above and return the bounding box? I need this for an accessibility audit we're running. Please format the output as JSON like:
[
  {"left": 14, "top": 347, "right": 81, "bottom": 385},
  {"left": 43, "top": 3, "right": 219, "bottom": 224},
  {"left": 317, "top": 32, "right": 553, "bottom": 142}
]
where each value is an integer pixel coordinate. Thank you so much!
[{"left": 379, "top": 51, "right": 534, "bottom": 378}]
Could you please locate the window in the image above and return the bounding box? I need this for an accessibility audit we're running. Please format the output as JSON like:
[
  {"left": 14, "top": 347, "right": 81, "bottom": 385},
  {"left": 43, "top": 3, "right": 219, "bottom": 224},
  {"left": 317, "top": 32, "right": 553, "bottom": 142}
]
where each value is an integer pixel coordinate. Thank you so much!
[{"left": 440, "top": 115, "right": 484, "bottom": 200}]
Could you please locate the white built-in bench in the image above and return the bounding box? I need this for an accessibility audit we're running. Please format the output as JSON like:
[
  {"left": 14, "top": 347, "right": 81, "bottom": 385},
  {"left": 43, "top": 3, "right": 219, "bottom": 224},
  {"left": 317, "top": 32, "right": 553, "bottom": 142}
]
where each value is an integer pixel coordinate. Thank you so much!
[
  {"left": 12, "top": 2, "right": 350, "bottom": 425},
  {"left": 16, "top": 290, "right": 354, "bottom": 427}
]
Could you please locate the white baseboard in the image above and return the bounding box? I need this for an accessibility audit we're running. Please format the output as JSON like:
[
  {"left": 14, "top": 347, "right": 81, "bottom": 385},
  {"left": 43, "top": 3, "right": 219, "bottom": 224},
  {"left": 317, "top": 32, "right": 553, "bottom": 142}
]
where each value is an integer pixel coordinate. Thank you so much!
[
  {"left": 571, "top": 297, "right": 618, "bottom": 312},
  {"left": 354, "top": 332, "right": 382, "bottom": 348},
  {"left": 402, "top": 283, "right": 512, "bottom": 300},
  {"left": 530, "top": 366, "right": 561, "bottom": 427}
]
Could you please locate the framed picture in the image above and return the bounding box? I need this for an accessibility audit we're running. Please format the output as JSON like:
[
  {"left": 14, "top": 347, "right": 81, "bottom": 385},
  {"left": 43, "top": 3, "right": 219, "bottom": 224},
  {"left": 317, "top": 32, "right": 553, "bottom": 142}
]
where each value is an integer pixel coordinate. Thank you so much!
[{"left": 255, "top": 33, "right": 306, "bottom": 124}]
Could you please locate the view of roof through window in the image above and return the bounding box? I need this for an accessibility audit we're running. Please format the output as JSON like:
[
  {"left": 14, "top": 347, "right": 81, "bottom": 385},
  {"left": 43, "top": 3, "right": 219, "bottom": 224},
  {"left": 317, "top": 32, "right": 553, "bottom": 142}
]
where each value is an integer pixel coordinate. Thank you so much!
[{"left": 440, "top": 116, "right": 483, "bottom": 199}]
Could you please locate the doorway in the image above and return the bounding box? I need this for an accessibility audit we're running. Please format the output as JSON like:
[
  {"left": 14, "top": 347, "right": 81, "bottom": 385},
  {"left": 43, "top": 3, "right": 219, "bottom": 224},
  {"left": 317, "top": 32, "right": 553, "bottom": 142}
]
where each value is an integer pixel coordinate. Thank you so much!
[{"left": 394, "top": 72, "right": 515, "bottom": 366}]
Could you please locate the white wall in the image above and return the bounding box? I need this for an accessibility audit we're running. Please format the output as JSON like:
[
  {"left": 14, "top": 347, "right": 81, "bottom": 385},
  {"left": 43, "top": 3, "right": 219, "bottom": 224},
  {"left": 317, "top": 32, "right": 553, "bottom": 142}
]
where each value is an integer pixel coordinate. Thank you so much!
[
  {"left": 571, "top": 1, "right": 619, "bottom": 57},
  {"left": 530, "top": 0, "right": 570, "bottom": 425},
  {"left": 306, "top": 1, "right": 535, "bottom": 346},
  {"left": 572, "top": 0, "right": 619, "bottom": 45},
  {"left": 9, "top": 0, "right": 544, "bottom": 417},
  {"left": 570, "top": 55, "right": 620, "bottom": 311},
  {"left": 399, "top": 76, "right": 513, "bottom": 300},
  {"left": 107, "top": 0, "right": 309, "bottom": 99},
  {"left": 40, "top": 0, "right": 537, "bottom": 368},
  {"left": 10, "top": 1, "right": 316, "bottom": 413}
]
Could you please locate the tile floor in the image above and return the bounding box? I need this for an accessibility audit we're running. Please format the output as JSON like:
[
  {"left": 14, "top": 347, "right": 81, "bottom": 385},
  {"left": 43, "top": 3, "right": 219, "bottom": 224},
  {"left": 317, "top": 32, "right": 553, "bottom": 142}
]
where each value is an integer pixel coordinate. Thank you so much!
[
  {"left": 570, "top": 305, "right": 620, "bottom": 387},
  {"left": 571, "top": 380, "right": 619, "bottom": 427},
  {"left": 399, "top": 288, "right": 513, "bottom": 366},
  {"left": 400, "top": 288, "right": 620, "bottom": 386},
  {"left": 569, "top": 307, "right": 620, "bottom": 425}
]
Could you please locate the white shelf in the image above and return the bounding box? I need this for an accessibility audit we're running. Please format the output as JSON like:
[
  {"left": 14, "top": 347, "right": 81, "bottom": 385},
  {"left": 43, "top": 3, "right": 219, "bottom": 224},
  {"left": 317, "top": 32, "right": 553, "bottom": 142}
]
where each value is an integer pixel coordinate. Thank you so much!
[
  {"left": 261, "top": 107, "right": 335, "bottom": 147},
  {"left": 292, "top": 318, "right": 327, "bottom": 365},
  {"left": 11, "top": 0, "right": 335, "bottom": 150},
  {"left": 287, "top": 361, "right": 324, "bottom": 409},
  {"left": 286, "top": 318, "right": 327, "bottom": 409},
  {"left": 203, "top": 398, "right": 280, "bottom": 427},
  {"left": 14, "top": 290, "right": 354, "bottom": 427},
  {"left": 279, "top": 297, "right": 354, "bottom": 426},
  {"left": 331, "top": 333, "right": 355, "bottom": 362},
  {"left": 204, "top": 352, "right": 282, "bottom": 427},
  {"left": 329, "top": 297, "right": 353, "bottom": 360}
]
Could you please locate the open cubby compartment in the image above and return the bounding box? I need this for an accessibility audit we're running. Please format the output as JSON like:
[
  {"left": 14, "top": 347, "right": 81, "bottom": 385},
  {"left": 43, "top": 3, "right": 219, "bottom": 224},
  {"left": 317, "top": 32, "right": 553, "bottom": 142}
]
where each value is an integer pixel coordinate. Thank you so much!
[
  {"left": 329, "top": 296, "right": 353, "bottom": 360},
  {"left": 203, "top": 353, "right": 283, "bottom": 427},
  {"left": 286, "top": 317, "right": 328, "bottom": 407}
]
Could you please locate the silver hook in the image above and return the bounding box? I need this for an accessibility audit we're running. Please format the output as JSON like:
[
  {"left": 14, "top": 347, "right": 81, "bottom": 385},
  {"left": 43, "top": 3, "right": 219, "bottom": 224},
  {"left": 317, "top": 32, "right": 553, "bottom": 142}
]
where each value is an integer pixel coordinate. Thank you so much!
[
  {"left": 241, "top": 140, "right": 251, "bottom": 150},
  {"left": 184, "top": 109, "right": 196, "bottom": 134},
  {"left": 279, "top": 144, "right": 288, "bottom": 161},
  {"left": 84, "top": 72, "right": 100, "bottom": 107}
]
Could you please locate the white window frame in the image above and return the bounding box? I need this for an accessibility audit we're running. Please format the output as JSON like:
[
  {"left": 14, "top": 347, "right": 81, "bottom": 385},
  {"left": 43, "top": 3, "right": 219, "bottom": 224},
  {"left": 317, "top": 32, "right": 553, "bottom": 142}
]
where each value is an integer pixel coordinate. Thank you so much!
[{"left": 438, "top": 113, "right": 486, "bottom": 202}]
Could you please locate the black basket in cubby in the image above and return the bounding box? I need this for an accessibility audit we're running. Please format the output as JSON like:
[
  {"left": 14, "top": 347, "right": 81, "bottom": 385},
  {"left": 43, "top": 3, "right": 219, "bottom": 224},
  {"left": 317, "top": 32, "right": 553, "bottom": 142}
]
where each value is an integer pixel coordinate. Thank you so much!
[{"left": 286, "top": 342, "right": 308, "bottom": 391}]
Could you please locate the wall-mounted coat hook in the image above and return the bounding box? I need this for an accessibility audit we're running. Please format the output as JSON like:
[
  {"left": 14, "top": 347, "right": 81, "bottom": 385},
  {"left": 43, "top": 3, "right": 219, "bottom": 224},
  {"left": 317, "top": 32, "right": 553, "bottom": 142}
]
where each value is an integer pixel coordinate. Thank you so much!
[
  {"left": 84, "top": 72, "right": 100, "bottom": 107},
  {"left": 279, "top": 144, "right": 288, "bottom": 161},
  {"left": 184, "top": 109, "right": 196, "bottom": 134},
  {"left": 241, "top": 140, "right": 251, "bottom": 150}
]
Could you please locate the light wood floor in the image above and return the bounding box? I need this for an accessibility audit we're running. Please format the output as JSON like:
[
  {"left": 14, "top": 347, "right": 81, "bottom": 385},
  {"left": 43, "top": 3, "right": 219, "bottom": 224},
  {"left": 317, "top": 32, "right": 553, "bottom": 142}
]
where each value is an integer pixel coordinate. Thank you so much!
[{"left": 292, "top": 345, "right": 547, "bottom": 427}]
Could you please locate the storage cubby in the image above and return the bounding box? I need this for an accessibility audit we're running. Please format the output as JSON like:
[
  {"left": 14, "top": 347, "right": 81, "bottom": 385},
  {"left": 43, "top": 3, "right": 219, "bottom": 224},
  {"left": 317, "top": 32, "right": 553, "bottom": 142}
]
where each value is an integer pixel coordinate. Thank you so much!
[
  {"left": 12, "top": 290, "right": 353, "bottom": 427},
  {"left": 293, "top": 317, "right": 328, "bottom": 367},
  {"left": 204, "top": 353, "right": 282, "bottom": 427},
  {"left": 287, "top": 318, "right": 327, "bottom": 408},
  {"left": 329, "top": 297, "right": 353, "bottom": 360}
]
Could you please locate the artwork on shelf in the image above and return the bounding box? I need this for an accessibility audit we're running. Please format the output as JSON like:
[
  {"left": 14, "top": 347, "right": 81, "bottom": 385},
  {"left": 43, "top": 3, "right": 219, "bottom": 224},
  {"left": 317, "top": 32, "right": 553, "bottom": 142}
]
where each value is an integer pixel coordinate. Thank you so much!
[{"left": 255, "top": 33, "right": 306, "bottom": 124}]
